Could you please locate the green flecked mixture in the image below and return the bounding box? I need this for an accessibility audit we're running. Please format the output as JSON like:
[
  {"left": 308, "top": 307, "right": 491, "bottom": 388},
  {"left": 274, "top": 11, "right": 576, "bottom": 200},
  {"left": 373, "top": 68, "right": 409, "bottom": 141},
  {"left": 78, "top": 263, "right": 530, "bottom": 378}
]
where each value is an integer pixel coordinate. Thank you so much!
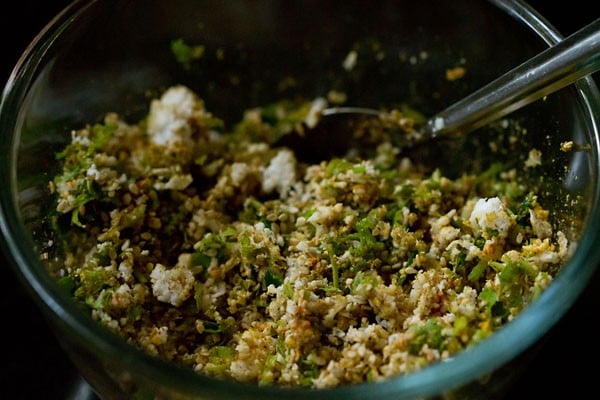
[{"left": 44, "top": 85, "right": 571, "bottom": 388}]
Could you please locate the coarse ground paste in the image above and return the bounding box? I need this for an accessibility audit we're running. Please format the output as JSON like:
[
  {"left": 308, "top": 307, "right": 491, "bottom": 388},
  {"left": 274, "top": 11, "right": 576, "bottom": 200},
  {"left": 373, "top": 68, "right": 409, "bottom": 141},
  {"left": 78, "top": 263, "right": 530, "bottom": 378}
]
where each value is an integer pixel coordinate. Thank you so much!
[{"left": 45, "top": 85, "right": 571, "bottom": 388}]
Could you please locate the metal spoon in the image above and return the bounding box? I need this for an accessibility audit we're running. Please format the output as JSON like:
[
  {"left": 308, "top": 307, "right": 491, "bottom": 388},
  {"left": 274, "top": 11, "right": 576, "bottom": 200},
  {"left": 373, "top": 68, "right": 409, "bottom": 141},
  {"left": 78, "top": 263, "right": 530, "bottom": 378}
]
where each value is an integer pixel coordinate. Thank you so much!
[{"left": 319, "top": 17, "right": 600, "bottom": 148}]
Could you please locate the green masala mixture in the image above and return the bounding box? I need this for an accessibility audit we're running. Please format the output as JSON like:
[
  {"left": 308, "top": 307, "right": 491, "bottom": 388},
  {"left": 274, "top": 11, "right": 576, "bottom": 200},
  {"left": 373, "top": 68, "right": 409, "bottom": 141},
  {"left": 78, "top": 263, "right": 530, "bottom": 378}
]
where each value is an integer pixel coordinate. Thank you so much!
[{"left": 45, "top": 85, "right": 571, "bottom": 388}]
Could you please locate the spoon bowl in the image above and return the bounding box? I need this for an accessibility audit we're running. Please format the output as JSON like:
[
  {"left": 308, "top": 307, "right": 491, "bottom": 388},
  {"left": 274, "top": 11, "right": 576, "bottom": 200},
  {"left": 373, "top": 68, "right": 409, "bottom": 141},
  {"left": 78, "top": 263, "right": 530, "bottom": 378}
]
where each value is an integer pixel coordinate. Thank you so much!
[{"left": 306, "top": 17, "right": 600, "bottom": 154}]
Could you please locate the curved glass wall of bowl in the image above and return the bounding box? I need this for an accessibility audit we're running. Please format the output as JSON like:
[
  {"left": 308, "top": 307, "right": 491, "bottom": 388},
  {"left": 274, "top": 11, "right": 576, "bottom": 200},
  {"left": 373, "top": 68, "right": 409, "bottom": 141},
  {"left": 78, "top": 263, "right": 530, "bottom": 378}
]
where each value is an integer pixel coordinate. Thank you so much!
[{"left": 1, "top": 1, "right": 599, "bottom": 399}]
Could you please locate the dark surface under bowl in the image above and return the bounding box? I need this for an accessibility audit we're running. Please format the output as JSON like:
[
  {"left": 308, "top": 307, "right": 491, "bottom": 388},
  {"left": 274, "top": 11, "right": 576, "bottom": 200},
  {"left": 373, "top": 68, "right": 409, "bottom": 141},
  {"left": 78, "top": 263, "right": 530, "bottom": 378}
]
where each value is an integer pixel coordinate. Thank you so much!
[{"left": 1, "top": 1, "right": 598, "bottom": 399}]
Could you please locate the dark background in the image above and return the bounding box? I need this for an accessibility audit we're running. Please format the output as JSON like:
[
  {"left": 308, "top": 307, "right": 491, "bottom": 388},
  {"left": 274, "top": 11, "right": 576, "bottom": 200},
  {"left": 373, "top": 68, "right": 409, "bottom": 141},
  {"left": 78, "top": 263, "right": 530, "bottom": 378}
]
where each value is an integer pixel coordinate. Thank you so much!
[{"left": 1, "top": 1, "right": 598, "bottom": 399}]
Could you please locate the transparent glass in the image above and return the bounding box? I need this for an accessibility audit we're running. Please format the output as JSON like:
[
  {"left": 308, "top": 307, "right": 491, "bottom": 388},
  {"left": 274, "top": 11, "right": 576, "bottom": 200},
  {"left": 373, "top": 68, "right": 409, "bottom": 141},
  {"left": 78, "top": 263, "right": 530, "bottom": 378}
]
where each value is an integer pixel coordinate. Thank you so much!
[{"left": 1, "top": 1, "right": 599, "bottom": 399}]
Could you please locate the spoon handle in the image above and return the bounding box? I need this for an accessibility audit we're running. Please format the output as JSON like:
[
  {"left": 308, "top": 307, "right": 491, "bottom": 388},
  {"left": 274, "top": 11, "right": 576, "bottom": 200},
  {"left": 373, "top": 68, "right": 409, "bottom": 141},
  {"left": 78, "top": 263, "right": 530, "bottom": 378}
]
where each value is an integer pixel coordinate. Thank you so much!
[{"left": 424, "top": 17, "right": 600, "bottom": 139}]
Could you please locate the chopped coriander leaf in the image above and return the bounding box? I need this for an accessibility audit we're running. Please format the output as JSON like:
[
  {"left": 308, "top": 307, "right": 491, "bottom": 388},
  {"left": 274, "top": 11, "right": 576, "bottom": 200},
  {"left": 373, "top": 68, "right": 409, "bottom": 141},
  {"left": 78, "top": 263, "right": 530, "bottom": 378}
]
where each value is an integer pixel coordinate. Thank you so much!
[
  {"left": 410, "top": 319, "right": 444, "bottom": 354},
  {"left": 170, "top": 38, "right": 205, "bottom": 69}
]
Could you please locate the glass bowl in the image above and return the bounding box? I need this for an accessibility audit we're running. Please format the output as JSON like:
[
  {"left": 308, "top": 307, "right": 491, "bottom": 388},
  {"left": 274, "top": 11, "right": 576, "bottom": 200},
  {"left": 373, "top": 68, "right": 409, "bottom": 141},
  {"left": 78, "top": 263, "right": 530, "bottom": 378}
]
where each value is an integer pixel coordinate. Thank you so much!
[{"left": 1, "top": 1, "right": 599, "bottom": 399}]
